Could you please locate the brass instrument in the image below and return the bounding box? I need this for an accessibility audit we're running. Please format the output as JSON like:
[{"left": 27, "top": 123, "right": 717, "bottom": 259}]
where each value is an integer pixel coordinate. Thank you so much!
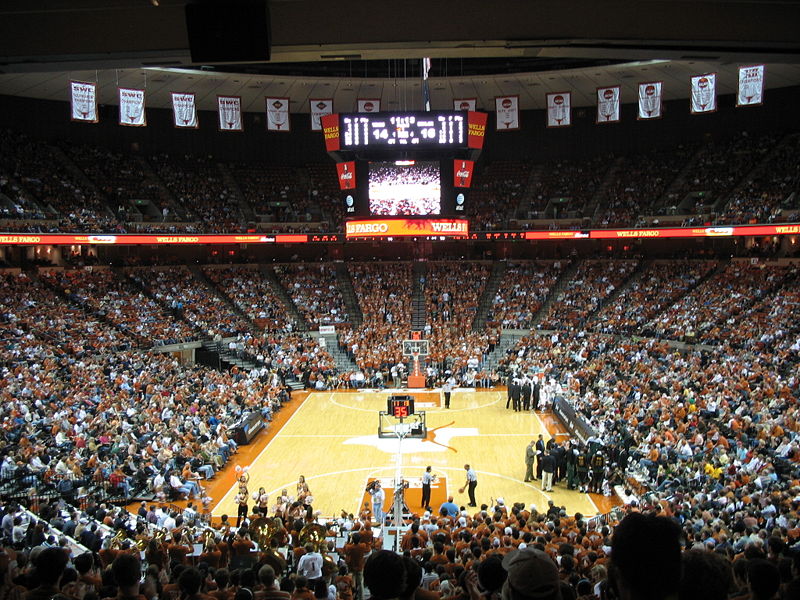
[
  {"left": 109, "top": 529, "right": 126, "bottom": 550},
  {"left": 252, "top": 517, "right": 287, "bottom": 575},
  {"left": 300, "top": 523, "right": 336, "bottom": 576},
  {"left": 202, "top": 528, "right": 217, "bottom": 553}
]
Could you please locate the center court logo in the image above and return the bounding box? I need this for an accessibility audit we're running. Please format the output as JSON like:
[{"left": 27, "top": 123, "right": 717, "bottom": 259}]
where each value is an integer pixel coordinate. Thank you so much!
[{"left": 343, "top": 422, "right": 477, "bottom": 454}]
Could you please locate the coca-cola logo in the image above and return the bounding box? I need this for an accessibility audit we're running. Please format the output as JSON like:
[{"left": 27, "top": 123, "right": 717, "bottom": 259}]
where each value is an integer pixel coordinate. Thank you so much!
[
  {"left": 340, "top": 172, "right": 353, "bottom": 179},
  {"left": 456, "top": 170, "right": 470, "bottom": 178}
]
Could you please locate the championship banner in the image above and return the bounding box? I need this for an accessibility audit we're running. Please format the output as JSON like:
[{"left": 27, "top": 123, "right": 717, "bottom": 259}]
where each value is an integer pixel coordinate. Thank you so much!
[
  {"left": 454, "top": 98, "right": 477, "bottom": 111},
  {"left": 357, "top": 98, "right": 380, "bottom": 113},
  {"left": 266, "top": 97, "right": 290, "bottom": 131},
  {"left": 495, "top": 96, "right": 520, "bottom": 130},
  {"left": 171, "top": 92, "right": 198, "bottom": 128},
  {"left": 467, "top": 111, "right": 488, "bottom": 149},
  {"left": 336, "top": 161, "right": 356, "bottom": 190},
  {"left": 596, "top": 86, "right": 620, "bottom": 123},
  {"left": 217, "top": 96, "right": 243, "bottom": 131},
  {"left": 546, "top": 92, "right": 571, "bottom": 127},
  {"left": 310, "top": 98, "right": 333, "bottom": 131},
  {"left": 118, "top": 88, "right": 146, "bottom": 127},
  {"left": 690, "top": 73, "right": 717, "bottom": 114},
  {"left": 345, "top": 218, "right": 469, "bottom": 239},
  {"left": 453, "top": 159, "right": 475, "bottom": 188},
  {"left": 638, "top": 82, "right": 663, "bottom": 120},
  {"left": 737, "top": 65, "right": 765, "bottom": 107},
  {"left": 321, "top": 113, "right": 341, "bottom": 151},
  {"left": 70, "top": 81, "right": 98, "bottom": 123}
]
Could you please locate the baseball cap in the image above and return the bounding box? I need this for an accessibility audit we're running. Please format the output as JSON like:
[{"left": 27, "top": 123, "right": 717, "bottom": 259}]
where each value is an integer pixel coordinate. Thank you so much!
[{"left": 501, "top": 548, "right": 561, "bottom": 600}]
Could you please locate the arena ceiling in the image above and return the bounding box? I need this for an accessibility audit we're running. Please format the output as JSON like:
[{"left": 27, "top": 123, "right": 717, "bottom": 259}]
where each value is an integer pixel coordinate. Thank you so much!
[{"left": 1, "top": 0, "right": 800, "bottom": 112}]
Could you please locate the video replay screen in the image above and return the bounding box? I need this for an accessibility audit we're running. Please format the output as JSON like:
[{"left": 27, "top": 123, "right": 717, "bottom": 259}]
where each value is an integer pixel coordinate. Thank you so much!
[{"left": 368, "top": 161, "right": 441, "bottom": 216}]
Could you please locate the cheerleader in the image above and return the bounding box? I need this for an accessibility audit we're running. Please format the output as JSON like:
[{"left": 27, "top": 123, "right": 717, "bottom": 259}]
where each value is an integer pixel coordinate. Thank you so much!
[
  {"left": 297, "top": 475, "right": 310, "bottom": 502},
  {"left": 255, "top": 486, "right": 270, "bottom": 516},
  {"left": 235, "top": 467, "right": 250, "bottom": 526}
]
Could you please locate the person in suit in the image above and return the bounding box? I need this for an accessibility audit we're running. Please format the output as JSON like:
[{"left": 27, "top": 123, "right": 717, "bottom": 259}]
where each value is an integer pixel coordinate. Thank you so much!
[
  {"left": 521, "top": 376, "right": 532, "bottom": 411},
  {"left": 535, "top": 435, "right": 546, "bottom": 480},
  {"left": 510, "top": 379, "right": 522, "bottom": 412},
  {"left": 524, "top": 441, "right": 536, "bottom": 482}
]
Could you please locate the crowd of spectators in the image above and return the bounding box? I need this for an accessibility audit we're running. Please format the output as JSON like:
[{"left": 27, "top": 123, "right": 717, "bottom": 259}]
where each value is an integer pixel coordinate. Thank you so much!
[
  {"left": 423, "top": 263, "right": 498, "bottom": 373},
  {"left": 660, "top": 131, "right": 780, "bottom": 217},
  {"left": 596, "top": 144, "right": 698, "bottom": 227},
  {"left": 467, "top": 161, "right": 530, "bottom": 230},
  {"left": 339, "top": 262, "right": 413, "bottom": 371},
  {"left": 591, "top": 260, "right": 717, "bottom": 335},
  {"left": 228, "top": 163, "right": 315, "bottom": 223},
  {"left": 719, "top": 133, "right": 800, "bottom": 225},
  {"left": 39, "top": 267, "right": 198, "bottom": 347},
  {"left": 487, "top": 262, "right": 566, "bottom": 329},
  {"left": 131, "top": 267, "right": 252, "bottom": 340},
  {"left": 538, "top": 260, "right": 638, "bottom": 331},
  {"left": 274, "top": 265, "right": 348, "bottom": 327},
  {"left": 149, "top": 154, "right": 240, "bottom": 231},
  {"left": 202, "top": 266, "right": 295, "bottom": 333},
  {"left": 527, "top": 156, "right": 611, "bottom": 216},
  {"left": 644, "top": 262, "right": 792, "bottom": 343},
  {"left": 0, "top": 131, "right": 118, "bottom": 232}
]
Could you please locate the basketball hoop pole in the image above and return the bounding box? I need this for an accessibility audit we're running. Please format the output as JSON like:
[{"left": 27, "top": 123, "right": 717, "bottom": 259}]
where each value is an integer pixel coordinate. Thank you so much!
[
  {"left": 412, "top": 352, "right": 421, "bottom": 379},
  {"left": 392, "top": 423, "right": 408, "bottom": 553}
]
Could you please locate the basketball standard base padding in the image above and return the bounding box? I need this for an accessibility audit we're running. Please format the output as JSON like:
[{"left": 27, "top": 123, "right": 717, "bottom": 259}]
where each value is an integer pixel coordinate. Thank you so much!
[{"left": 407, "top": 374, "right": 426, "bottom": 388}]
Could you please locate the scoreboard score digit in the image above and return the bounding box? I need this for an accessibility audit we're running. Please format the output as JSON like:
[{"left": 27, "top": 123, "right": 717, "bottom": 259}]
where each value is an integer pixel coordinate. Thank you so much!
[{"left": 387, "top": 396, "right": 415, "bottom": 418}]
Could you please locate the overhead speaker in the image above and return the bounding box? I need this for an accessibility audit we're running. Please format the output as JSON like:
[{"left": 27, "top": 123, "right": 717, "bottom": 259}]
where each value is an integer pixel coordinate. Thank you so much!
[{"left": 185, "top": 1, "right": 271, "bottom": 63}]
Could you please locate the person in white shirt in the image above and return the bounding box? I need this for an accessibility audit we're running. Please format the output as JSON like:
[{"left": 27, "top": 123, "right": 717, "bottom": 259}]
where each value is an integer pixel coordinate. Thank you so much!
[
  {"left": 369, "top": 482, "right": 386, "bottom": 525},
  {"left": 296, "top": 542, "right": 324, "bottom": 583}
]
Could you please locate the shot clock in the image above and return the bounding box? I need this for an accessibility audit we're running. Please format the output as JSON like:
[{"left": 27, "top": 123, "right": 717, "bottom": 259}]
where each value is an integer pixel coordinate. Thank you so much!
[{"left": 387, "top": 395, "right": 415, "bottom": 418}]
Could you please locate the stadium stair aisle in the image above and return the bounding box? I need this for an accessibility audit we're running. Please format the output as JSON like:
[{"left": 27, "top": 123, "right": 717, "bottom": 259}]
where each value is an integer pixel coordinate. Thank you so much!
[
  {"left": 473, "top": 261, "right": 507, "bottom": 330},
  {"left": 259, "top": 264, "right": 309, "bottom": 330},
  {"left": 411, "top": 262, "right": 427, "bottom": 331},
  {"left": 335, "top": 262, "right": 363, "bottom": 328},
  {"left": 529, "top": 260, "right": 580, "bottom": 328},
  {"left": 124, "top": 390, "right": 311, "bottom": 523}
]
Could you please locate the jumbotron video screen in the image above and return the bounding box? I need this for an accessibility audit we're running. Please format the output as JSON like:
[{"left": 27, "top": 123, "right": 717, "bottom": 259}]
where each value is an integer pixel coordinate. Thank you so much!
[{"left": 368, "top": 161, "right": 441, "bottom": 216}]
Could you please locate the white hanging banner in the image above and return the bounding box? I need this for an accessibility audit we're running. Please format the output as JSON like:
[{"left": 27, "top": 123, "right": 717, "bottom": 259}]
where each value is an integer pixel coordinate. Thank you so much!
[
  {"left": 637, "top": 81, "right": 663, "bottom": 120},
  {"left": 171, "top": 92, "right": 198, "bottom": 128},
  {"left": 357, "top": 98, "right": 380, "bottom": 113},
  {"left": 495, "top": 95, "right": 520, "bottom": 131},
  {"left": 453, "top": 98, "right": 477, "bottom": 111},
  {"left": 310, "top": 98, "right": 333, "bottom": 131},
  {"left": 70, "top": 81, "right": 98, "bottom": 123},
  {"left": 737, "top": 65, "right": 765, "bottom": 107},
  {"left": 690, "top": 73, "right": 717, "bottom": 114},
  {"left": 217, "top": 96, "right": 243, "bottom": 131},
  {"left": 596, "top": 86, "right": 620, "bottom": 123},
  {"left": 546, "top": 92, "right": 571, "bottom": 127},
  {"left": 118, "top": 88, "right": 146, "bottom": 127},
  {"left": 266, "top": 97, "right": 290, "bottom": 131}
]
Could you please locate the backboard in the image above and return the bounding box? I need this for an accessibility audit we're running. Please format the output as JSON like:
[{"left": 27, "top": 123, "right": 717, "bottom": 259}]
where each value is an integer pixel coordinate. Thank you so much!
[
  {"left": 402, "top": 339, "right": 429, "bottom": 356},
  {"left": 378, "top": 411, "right": 427, "bottom": 439}
]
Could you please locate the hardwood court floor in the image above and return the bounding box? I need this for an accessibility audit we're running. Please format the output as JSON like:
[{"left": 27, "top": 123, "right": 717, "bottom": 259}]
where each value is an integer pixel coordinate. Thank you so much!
[{"left": 211, "top": 389, "right": 605, "bottom": 520}]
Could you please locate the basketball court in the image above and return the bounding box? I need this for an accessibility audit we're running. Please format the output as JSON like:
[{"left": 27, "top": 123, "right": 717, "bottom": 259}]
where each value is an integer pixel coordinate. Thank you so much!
[{"left": 211, "top": 389, "right": 603, "bottom": 520}]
